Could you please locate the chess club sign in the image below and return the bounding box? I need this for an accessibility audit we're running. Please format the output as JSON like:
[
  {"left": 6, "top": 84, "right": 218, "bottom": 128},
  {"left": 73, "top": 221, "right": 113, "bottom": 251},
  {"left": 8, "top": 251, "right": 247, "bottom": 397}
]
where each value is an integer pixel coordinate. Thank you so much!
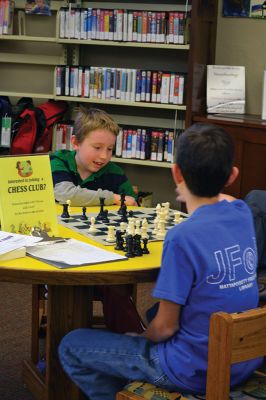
[{"left": 0, "top": 154, "right": 58, "bottom": 236}]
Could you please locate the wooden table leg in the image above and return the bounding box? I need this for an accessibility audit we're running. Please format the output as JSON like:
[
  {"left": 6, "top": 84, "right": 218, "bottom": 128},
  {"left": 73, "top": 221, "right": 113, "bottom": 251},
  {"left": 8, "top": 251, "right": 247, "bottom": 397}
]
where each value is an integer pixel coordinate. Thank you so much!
[{"left": 45, "top": 285, "right": 93, "bottom": 400}]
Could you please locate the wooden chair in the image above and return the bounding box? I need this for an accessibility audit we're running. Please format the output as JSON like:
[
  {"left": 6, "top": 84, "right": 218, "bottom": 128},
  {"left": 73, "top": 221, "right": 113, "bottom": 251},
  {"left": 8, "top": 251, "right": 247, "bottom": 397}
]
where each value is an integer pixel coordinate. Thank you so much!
[{"left": 116, "top": 307, "right": 266, "bottom": 400}]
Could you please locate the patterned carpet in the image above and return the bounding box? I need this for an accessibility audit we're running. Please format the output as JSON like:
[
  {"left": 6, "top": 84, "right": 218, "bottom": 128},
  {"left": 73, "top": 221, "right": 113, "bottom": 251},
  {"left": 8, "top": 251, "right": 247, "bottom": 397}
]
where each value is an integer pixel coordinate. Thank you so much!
[
  {"left": 0, "top": 281, "right": 156, "bottom": 400},
  {"left": 0, "top": 283, "right": 34, "bottom": 400}
]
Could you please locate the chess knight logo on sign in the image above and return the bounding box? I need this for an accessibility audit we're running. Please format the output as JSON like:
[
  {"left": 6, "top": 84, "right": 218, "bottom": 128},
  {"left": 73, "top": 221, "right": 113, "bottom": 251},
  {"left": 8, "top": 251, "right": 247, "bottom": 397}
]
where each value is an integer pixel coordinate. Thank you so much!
[{"left": 16, "top": 160, "right": 33, "bottom": 178}]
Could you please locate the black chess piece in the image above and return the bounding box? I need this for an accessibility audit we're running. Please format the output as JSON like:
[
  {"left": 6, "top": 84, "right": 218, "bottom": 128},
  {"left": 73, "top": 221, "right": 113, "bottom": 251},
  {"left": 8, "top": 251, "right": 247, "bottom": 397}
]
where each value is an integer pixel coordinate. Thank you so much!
[
  {"left": 120, "top": 204, "right": 128, "bottom": 223},
  {"left": 80, "top": 206, "right": 88, "bottom": 220},
  {"left": 142, "top": 238, "right": 150, "bottom": 254},
  {"left": 115, "top": 230, "right": 124, "bottom": 251},
  {"left": 102, "top": 209, "right": 110, "bottom": 224},
  {"left": 125, "top": 234, "right": 135, "bottom": 258},
  {"left": 128, "top": 210, "right": 134, "bottom": 218},
  {"left": 96, "top": 197, "right": 106, "bottom": 221},
  {"left": 118, "top": 192, "right": 126, "bottom": 215},
  {"left": 133, "top": 234, "right": 143, "bottom": 257},
  {"left": 61, "top": 203, "right": 70, "bottom": 219}
]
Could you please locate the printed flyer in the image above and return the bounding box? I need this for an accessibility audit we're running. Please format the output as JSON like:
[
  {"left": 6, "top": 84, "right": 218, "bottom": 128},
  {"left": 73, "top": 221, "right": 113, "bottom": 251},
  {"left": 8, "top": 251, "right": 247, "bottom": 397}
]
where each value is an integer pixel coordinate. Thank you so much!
[
  {"left": 0, "top": 154, "right": 58, "bottom": 236},
  {"left": 207, "top": 65, "right": 245, "bottom": 114}
]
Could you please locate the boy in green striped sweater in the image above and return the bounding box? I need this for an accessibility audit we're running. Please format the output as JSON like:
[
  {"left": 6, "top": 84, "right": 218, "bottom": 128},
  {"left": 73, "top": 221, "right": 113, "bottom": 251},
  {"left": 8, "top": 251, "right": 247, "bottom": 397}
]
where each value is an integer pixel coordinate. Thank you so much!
[{"left": 50, "top": 107, "right": 137, "bottom": 207}]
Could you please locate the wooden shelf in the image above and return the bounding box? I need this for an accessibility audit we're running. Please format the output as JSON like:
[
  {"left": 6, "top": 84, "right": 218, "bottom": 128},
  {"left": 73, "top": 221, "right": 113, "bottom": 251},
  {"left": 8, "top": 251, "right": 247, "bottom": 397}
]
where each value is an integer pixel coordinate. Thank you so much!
[
  {"left": 0, "top": 91, "right": 53, "bottom": 99},
  {"left": 0, "top": 35, "right": 56, "bottom": 42},
  {"left": 0, "top": 53, "right": 64, "bottom": 65},
  {"left": 54, "top": 96, "right": 186, "bottom": 110},
  {"left": 111, "top": 157, "right": 172, "bottom": 168},
  {"left": 57, "top": 39, "right": 189, "bottom": 50}
]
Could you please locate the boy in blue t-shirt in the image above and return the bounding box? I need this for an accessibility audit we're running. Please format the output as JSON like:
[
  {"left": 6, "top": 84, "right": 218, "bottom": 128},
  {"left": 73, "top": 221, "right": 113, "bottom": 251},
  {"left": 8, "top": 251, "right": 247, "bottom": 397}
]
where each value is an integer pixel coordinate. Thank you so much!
[{"left": 58, "top": 123, "right": 262, "bottom": 400}]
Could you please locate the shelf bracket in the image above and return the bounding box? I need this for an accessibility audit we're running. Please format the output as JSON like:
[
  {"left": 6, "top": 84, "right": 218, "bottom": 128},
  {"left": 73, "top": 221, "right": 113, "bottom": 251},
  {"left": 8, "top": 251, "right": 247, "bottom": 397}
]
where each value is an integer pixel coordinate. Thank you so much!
[{"left": 18, "top": 11, "right": 26, "bottom": 36}]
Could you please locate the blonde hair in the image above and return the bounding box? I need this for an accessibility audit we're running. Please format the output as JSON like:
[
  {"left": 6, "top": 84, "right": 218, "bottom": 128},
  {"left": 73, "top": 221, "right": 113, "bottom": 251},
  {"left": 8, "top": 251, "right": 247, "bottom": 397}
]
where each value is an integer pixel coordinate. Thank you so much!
[{"left": 74, "top": 107, "right": 119, "bottom": 143}]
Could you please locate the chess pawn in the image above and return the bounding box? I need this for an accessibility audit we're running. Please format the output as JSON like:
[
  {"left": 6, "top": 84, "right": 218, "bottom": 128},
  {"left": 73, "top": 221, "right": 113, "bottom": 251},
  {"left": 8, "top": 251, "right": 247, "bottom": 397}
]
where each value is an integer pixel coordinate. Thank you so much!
[
  {"left": 106, "top": 225, "right": 116, "bottom": 242},
  {"left": 174, "top": 211, "right": 183, "bottom": 224},
  {"left": 88, "top": 217, "right": 97, "bottom": 233}
]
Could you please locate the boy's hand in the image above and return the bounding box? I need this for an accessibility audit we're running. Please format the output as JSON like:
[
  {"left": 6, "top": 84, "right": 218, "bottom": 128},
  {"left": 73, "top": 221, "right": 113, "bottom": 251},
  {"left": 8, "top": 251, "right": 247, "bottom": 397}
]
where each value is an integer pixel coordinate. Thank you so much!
[{"left": 125, "top": 196, "right": 138, "bottom": 206}]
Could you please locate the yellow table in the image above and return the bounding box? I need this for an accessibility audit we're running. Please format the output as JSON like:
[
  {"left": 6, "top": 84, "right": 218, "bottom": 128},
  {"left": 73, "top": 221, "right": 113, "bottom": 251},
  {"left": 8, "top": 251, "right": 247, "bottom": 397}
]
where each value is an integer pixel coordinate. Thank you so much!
[{"left": 0, "top": 206, "right": 162, "bottom": 400}]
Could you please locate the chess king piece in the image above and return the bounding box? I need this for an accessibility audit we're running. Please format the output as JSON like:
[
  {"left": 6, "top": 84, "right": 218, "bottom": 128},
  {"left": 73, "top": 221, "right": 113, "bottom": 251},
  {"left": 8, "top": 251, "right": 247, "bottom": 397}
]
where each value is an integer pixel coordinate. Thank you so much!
[
  {"left": 118, "top": 192, "right": 126, "bottom": 215},
  {"left": 96, "top": 197, "right": 106, "bottom": 221}
]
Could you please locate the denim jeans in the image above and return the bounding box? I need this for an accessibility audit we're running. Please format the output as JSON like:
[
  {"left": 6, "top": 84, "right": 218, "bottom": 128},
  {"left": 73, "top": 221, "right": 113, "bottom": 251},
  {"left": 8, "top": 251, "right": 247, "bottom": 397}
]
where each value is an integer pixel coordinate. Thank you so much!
[{"left": 58, "top": 328, "right": 177, "bottom": 400}]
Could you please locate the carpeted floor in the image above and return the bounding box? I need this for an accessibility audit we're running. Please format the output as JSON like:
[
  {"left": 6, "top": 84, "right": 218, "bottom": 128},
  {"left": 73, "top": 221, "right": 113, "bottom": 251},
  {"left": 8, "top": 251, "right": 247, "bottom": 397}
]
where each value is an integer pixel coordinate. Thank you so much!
[
  {"left": 0, "top": 281, "right": 155, "bottom": 400},
  {"left": 0, "top": 282, "right": 34, "bottom": 400}
]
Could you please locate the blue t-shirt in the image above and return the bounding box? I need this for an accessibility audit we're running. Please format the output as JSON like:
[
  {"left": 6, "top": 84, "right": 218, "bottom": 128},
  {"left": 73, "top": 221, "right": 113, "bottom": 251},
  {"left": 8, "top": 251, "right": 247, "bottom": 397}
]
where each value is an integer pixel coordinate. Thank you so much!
[{"left": 154, "top": 200, "right": 262, "bottom": 393}]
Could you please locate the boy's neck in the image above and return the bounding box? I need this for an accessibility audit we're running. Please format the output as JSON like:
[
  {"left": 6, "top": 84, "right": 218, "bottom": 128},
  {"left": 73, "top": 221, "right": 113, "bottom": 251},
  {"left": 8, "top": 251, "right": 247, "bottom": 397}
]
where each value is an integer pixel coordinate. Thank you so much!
[{"left": 186, "top": 194, "right": 220, "bottom": 215}]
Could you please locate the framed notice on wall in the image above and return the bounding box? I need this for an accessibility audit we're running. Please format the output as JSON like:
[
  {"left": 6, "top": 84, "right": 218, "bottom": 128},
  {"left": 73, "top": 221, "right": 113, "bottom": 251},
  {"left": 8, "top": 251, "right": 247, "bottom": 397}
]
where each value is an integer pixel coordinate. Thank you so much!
[
  {"left": 0, "top": 154, "right": 58, "bottom": 236},
  {"left": 207, "top": 65, "right": 245, "bottom": 114}
]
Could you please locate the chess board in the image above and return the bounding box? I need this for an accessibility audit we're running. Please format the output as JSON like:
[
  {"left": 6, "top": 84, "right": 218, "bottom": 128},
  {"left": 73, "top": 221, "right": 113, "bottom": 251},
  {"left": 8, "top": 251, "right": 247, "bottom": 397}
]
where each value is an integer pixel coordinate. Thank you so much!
[{"left": 58, "top": 207, "right": 188, "bottom": 246}]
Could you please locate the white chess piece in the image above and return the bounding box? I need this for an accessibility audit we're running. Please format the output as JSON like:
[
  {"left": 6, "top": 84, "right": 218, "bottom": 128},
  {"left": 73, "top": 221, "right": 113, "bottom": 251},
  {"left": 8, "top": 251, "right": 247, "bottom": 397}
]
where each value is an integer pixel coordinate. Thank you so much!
[
  {"left": 156, "top": 203, "right": 161, "bottom": 217},
  {"left": 141, "top": 225, "right": 149, "bottom": 240},
  {"left": 106, "top": 225, "right": 116, "bottom": 242},
  {"left": 120, "top": 222, "right": 127, "bottom": 233},
  {"left": 127, "top": 220, "right": 135, "bottom": 236},
  {"left": 88, "top": 217, "right": 97, "bottom": 233},
  {"left": 135, "top": 219, "right": 141, "bottom": 235},
  {"left": 162, "top": 202, "right": 170, "bottom": 220},
  {"left": 153, "top": 217, "right": 159, "bottom": 235},
  {"left": 66, "top": 199, "right": 71, "bottom": 214},
  {"left": 156, "top": 220, "right": 166, "bottom": 239},
  {"left": 174, "top": 211, "right": 184, "bottom": 224}
]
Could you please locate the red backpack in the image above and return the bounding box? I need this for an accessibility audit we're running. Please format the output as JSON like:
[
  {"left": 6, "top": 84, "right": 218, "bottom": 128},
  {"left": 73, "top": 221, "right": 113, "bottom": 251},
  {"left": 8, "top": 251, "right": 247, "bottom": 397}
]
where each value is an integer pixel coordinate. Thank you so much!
[{"left": 11, "top": 100, "right": 68, "bottom": 155}]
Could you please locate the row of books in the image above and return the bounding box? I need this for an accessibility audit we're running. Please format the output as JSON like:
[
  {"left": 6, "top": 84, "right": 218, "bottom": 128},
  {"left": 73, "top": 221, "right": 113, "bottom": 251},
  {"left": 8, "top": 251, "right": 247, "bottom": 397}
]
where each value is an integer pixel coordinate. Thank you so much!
[
  {"left": 55, "top": 66, "right": 185, "bottom": 105},
  {"left": 0, "top": 0, "right": 14, "bottom": 35},
  {"left": 59, "top": 7, "right": 189, "bottom": 45},
  {"left": 52, "top": 121, "right": 182, "bottom": 164},
  {"left": 115, "top": 127, "right": 182, "bottom": 162}
]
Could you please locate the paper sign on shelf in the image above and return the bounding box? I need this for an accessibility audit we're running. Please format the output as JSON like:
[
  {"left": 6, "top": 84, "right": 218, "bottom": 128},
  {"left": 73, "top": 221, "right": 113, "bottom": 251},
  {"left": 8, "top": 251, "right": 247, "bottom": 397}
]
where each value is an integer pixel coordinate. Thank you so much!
[{"left": 207, "top": 65, "right": 245, "bottom": 114}]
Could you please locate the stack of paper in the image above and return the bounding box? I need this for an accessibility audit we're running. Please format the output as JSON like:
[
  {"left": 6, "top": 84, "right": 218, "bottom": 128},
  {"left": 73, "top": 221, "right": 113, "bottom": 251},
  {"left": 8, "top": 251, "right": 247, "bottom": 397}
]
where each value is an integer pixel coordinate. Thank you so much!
[
  {"left": 0, "top": 231, "right": 42, "bottom": 261},
  {"left": 26, "top": 238, "right": 127, "bottom": 269}
]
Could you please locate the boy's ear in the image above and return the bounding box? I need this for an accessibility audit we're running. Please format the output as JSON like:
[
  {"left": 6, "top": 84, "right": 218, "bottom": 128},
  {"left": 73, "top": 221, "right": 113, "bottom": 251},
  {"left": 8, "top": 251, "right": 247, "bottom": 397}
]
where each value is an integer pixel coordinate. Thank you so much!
[
  {"left": 225, "top": 166, "right": 239, "bottom": 187},
  {"left": 172, "top": 164, "right": 184, "bottom": 185},
  {"left": 71, "top": 135, "right": 79, "bottom": 149}
]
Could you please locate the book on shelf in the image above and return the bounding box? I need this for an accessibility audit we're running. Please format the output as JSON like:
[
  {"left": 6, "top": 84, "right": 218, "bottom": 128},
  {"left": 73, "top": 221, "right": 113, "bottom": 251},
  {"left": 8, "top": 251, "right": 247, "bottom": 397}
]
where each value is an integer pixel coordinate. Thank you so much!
[{"left": 0, "top": 0, "right": 14, "bottom": 35}]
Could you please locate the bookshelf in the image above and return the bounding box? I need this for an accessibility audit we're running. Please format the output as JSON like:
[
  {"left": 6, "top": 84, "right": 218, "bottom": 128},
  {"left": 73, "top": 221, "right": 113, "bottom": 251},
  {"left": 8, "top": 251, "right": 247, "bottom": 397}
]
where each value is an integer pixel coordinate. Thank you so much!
[
  {"left": 193, "top": 114, "right": 266, "bottom": 199},
  {"left": 0, "top": 0, "right": 218, "bottom": 206}
]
